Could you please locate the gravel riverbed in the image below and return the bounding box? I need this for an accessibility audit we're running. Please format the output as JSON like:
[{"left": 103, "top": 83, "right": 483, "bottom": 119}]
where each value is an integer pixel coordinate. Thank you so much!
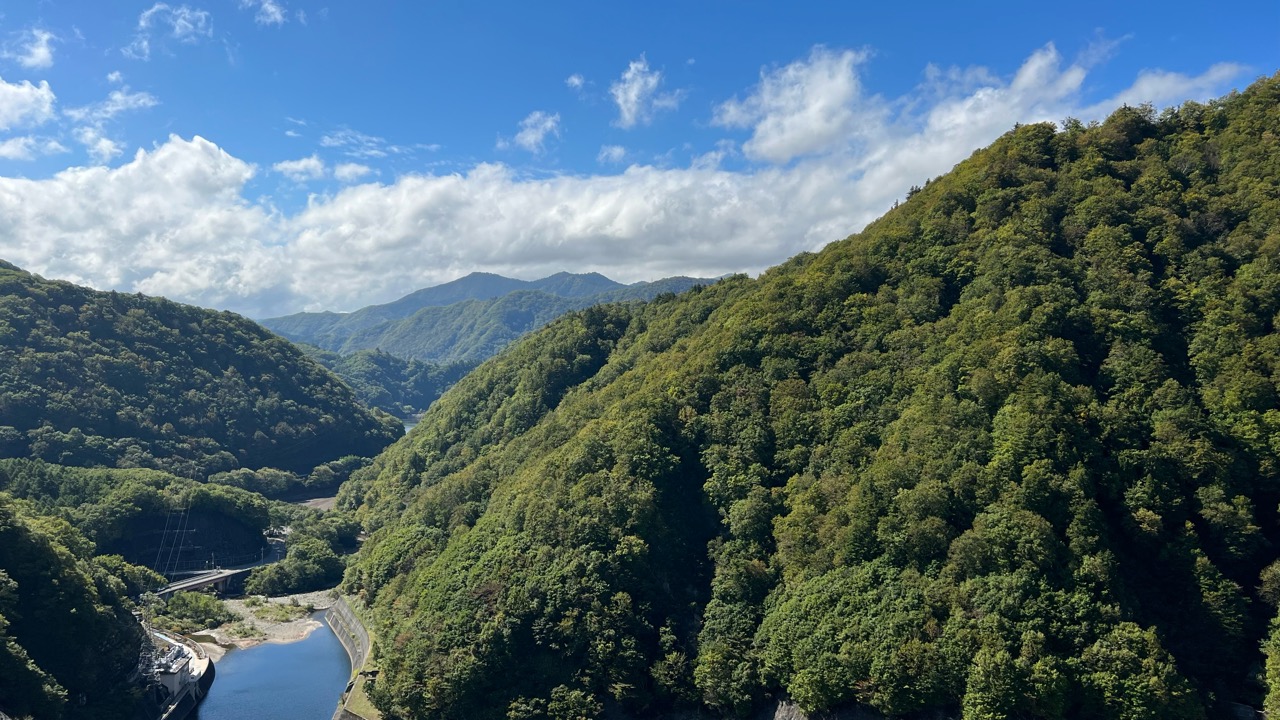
[{"left": 197, "top": 589, "right": 339, "bottom": 661}]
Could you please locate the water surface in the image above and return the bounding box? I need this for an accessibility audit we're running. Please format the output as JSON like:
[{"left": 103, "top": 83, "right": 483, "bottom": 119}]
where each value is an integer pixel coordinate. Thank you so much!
[{"left": 193, "top": 616, "right": 350, "bottom": 720}]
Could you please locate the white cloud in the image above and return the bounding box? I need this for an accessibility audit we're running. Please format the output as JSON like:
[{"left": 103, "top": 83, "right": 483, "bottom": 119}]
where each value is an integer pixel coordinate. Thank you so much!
[
  {"left": 6, "top": 29, "right": 57, "bottom": 69},
  {"left": 0, "top": 137, "right": 35, "bottom": 160},
  {"left": 320, "top": 127, "right": 402, "bottom": 158},
  {"left": 333, "top": 162, "right": 372, "bottom": 182},
  {"left": 74, "top": 127, "right": 122, "bottom": 163},
  {"left": 273, "top": 154, "right": 325, "bottom": 181},
  {"left": 0, "top": 75, "right": 55, "bottom": 130},
  {"left": 284, "top": 128, "right": 301, "bottom": 138},
  {"left": 597, "top": 145, "right": 626, "bottom": 164},
  {"left": 65, "top": 87, "right": 158, "bottom": 165},
  {"left": 240, "top": 0, "right": 287, "bottom": 26},
  {"left": 0, "top": 136, "right": 279, "bottom": 311},
  {"left": 1080, "top": 62, "right": 1248, "bottom": 116},
  {"left": 566, "top": 73, "right": 584, "bottom": 90},
  {"left": 610, "top": 55, "right": 681, "bottom": 128},
  {"left": 107, "top": 71, "right": 124, "bottom": 84},
  {"left": 0, "top": 47, "right": 1249, "bottom": 319},
  {"left": 65, "top": 88, "right": 159, "bottom": 124},
  {"left": 125, "top": 3, "right": 213, "bottom": 60},
  {"left": 0, "top": 136, "right": 67, "bottom": 161},
  {"left": 714, "top": 47, "right": 879, "bottom": 164},
  {"left": 504, "top": 111, "right": 560, "bottom": 153}
]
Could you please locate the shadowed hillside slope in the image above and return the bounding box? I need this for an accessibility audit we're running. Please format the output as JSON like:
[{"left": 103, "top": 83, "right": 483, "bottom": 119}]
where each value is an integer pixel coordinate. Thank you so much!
[{"left": 342, "top": 76, "right": 1280, "bottom": 719}]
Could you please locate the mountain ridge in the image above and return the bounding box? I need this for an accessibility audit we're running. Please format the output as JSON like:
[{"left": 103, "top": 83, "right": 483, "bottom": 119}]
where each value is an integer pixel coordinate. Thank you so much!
[
  {"left": 0, "top": 261, "right": 401, "bottom": 478},
  {"left": 264, "top": 272, "right": 715, "bottom": 364},
  {"left": 340, "top": 76, "right": 1280, "bottom": 719}
]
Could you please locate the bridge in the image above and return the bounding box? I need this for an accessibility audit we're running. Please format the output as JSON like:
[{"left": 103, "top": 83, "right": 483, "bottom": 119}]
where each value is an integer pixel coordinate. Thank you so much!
[
  {"left": 157, "top": 567, "right": 255, "bottom": 598},
  {"left": 154, "top": 537, "right": 285, "bottom": 598}
]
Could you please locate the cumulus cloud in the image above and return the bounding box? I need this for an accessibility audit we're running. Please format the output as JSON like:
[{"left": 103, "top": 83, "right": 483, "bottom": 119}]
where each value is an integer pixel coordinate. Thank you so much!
[
  {"left": 610, "top": 55, "right": 681, "bottom": 128},
  {"left": 240, "top": 0, "right": 287, "bottom": 26},
  {"left": 0, "top": 46, "right": 1249, "bottom": 318},
  {"left": 1081, "top": 62, "right": 1249, "bottom": 117},
  {"left": 125, "top": 3, "right": 213, "bottom": 60},
  {"left": 566, "top": 73, "right": 584, "bottom": 90},
  {"left": 597, "top": 145, "right": 626, "bottom": 164},
  {"left": 0, "top": 136, "right": 280, "bottom": 311},
  {"left": 273, "top": 154, "right": 325, "bottom": 181},
  {"left": 5, "top": 29, "right": 57, "bottom": 69},
  {"left": 64, "top": 87, "right": 158, "bottom": 165},
  {"left": 714, "top": 47, "right": 880, "bottom": 164},
  {"left": 503, "top": 111, "right": 560, "bottom": 153},
  {"left": 0, "top": 136, "right": 36, "bottom": 160},
  {"left": 0, "top": 75, "right": 55, "bottom": 130},
  {"left": 74, "top": 127, "right": 123, "bottom": 163},
  {"left": 107, "top": 71, "right": 124, "bottom": 84},
  {"left": 334, "top": 162, "right": 372, "bottom": 182},
  {"left": 0, "top": 136, "right": 66, "bottom": 161}
]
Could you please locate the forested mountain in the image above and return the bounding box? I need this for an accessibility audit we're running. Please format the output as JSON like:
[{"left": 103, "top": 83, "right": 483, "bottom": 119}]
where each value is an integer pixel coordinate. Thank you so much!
[
  {"left": 302, "top": 346, "right": 478, "bottom": 418},
  {"left": 340, "top": 76, "right": 1280, "bottom": 719},
  {"left": 0, "top": 492, "right": 152, "bottom": 719},
  {"left": 0, "top": 459, "right": 273, "bottom": 568},
  {"left": 0, "top": 457, "right": 366, "bottom": 718},
  {"left": 262, "top": 272, "right": 712, "bottom": 364},
  {"left": 0, "top": 261, "right": 401, "bottom": 478}
]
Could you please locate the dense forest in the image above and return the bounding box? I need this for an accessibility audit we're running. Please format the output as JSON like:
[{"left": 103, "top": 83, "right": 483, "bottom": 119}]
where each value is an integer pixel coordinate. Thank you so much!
[
  {"left": 0, "top": 492, "right": 155, "bottom": 720},
  {"left": 263, "top": 272, "right": 711, "bottom": 364},
  {"left": 0, "top": 260, "right": 401, "bottom": 478},
  {"left": 0, "top": 459, "right": 274, "bottom": 567},
  {"left": 340, "top": 75, "right": 1280, "bottom": 719},
  {"left": 302, "top": 346, "right": 478, "bottom": 419},
  {"left": 0, "top": 457, "right": 370, "bottom": 719}
]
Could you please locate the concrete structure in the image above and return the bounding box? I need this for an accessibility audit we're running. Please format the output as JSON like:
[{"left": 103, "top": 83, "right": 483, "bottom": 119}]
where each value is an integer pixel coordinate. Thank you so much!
[
  {"left": 150, "top": 631, "right": 215, "bottom": 720},
  {"left": 327, "top": 598, "right": 377, "bottom": 720},
  {"left": 156, "top": 567, "right": 254, "bottom": 598}
]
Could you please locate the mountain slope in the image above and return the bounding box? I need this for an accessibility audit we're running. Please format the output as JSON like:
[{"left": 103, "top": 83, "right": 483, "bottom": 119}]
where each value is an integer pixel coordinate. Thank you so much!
[
  {"left": 263, "top": 272, "right": 537, "bottom": 341},
  {"left": 0, "top": 262, "right": 401, "bottom": 477},
  {"left": 302, "top": 346, "right": 478, "bottom": 418},
  {"left": 342, "top": 76, "right": 1280, "bottom": 719},
  {"left": 0, "top": 493, "right": 148, "bottom": 720},
  {"left": 262, "top": 272, "right": 712, "bottom": 364}
]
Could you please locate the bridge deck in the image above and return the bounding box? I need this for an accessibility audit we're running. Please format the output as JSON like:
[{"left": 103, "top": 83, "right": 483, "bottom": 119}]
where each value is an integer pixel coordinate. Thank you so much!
[{"left": 158, "top": 568, "right": 251, "bottom": 597}]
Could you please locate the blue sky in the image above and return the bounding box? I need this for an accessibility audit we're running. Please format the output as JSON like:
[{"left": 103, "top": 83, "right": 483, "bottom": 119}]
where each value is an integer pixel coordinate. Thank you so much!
[{"left": 0, "top": 1, "right": 1275, "bottom": 317}]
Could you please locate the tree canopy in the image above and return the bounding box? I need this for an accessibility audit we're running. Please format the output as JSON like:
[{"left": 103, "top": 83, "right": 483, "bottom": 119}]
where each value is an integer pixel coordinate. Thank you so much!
[
  {"left": 0, "top": 261, "right": 400, "bottom": 478},
  {"left": 343, "top": 75, "right": 1280, "bottom": 719}
]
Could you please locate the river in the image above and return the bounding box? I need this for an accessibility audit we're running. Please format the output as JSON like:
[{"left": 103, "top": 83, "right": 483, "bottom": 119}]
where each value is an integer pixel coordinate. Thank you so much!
[{"left": 193, "top": 616, "right": 351, "bottom": 720}]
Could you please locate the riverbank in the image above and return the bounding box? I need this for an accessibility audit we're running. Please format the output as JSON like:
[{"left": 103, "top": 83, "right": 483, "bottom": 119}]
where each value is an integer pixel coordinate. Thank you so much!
[{"left": 197, "top": 589, "right": 338, "bottom": 660}]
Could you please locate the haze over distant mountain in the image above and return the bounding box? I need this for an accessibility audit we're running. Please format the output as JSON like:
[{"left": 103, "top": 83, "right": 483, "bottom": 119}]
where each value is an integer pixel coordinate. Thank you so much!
[{"left": 262, "top": 272, "right": 714, "bottom": 364}]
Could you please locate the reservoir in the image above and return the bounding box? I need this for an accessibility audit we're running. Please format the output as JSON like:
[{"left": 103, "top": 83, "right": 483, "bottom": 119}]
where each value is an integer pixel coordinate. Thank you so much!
[{"left": 193, "top": 616, "right": 351, "bottom": 720}]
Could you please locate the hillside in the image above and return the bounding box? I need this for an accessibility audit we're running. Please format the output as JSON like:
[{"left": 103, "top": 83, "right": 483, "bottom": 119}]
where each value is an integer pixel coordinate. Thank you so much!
[
  {"left": 262, "top": 272, "right": 712, "bottom": 364},
  {"left": 0, "top": 492, "right": 151, "bottom": 720},
  {"left": 302, "top": 346, "right": 478, "bottom": 418},
  {"left": 341, "top": 76, "right": 1280, "bottom": 719},
  {"left": 0, "top": 262, "right": 401, "bottom": 478}
]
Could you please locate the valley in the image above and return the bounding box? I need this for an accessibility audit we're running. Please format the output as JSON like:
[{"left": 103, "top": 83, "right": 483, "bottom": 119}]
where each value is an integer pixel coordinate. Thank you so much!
[{"left": 1, "top": 52, "right": 1279, "bottom": 720}]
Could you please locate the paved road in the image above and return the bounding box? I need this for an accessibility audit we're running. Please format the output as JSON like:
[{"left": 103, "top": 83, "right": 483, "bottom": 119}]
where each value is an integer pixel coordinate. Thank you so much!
[{"left": 158, "top": 568, "right": 249, "bottom": 597}]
